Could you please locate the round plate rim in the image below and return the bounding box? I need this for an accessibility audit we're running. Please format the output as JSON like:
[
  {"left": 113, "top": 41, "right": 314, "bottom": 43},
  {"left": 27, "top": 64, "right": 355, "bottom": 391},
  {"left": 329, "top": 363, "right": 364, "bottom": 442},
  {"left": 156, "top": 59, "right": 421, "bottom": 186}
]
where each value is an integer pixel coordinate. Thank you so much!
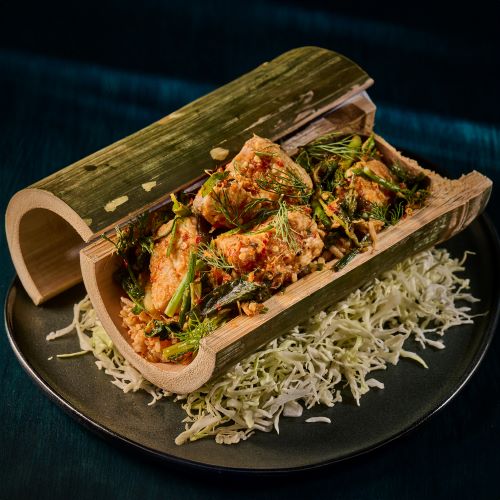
[{"left": 4, "top": 214, "right": 500, "bottom": 476}]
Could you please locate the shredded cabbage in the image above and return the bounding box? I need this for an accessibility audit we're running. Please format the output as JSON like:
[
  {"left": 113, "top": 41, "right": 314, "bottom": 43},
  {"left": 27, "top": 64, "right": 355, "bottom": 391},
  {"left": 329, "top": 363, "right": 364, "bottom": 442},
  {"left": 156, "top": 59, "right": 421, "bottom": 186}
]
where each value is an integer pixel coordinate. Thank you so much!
[
  {"left": 46, "top": 248, "right": 479, "bottom": 445},
  {"left": 46, "top": 296, "right": 170, "bottom": 405}
]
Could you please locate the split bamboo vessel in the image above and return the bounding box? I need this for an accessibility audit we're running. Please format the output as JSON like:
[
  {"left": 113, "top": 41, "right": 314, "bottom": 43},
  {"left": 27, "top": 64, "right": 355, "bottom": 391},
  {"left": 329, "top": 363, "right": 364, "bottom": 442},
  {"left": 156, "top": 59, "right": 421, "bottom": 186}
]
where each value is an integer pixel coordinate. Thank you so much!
[{"left": 5, "top": 47, "right": 492, "bottom": 394}]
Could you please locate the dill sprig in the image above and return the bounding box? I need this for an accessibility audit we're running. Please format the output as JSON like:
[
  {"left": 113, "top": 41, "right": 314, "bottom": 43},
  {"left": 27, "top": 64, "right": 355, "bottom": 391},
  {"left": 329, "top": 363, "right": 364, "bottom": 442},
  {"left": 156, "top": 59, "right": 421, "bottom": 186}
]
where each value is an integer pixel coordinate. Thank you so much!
[
  {"left": 197, "top": 241, "right": 234, "bottom": 271},
  {"left": 105, "top": 212, "right": 149, "bottom": 259},
  {"left": 242, "top": 199, "right": 299, "bottom": 251},
  {"left": 101, "top": 213, "right": 152, "bottom": 314},
  {"left": 120, "top": 273, "right": 145, "bottom": 314},
  {"left": 272, "top": 199, "right": 299, "bottom": 252},
  {"left": 162, "top": 316, "right": 220, "bottom": 361},
  {"left": 306, "top": 134, "right": 360, "bottom": 160},
  {"left": 367, "top": 203, "right": 389, "bottom": 224},
  {"left": 389, "top": 201, "right": 405, "bottom": 225},
  {"left": 212, "top": 187, "right": 270, "bottom": 228},
  {"left": 255, "top": 166, "right": 312, "bottom": 204},
  {"left": 367, "top": 201, "right": 406, "bottom": 226}
]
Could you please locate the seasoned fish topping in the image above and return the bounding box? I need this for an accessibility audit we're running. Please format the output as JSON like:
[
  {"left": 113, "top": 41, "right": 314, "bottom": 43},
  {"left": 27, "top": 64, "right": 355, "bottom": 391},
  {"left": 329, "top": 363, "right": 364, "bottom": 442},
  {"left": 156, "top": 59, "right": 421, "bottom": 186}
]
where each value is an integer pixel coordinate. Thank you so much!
[
  {"left": 148, "top": 216, "right": 200, "bottom": 313},
  {"left": 112, "top": 133, "right": 429, "bottom": 365},
  {"left": 348, "top": 159, "right": 396, "bottom": 212},
  {"left": 193, "top": 135, "right": 312, "bottom": 228},
  {"left": 215, "top": 209, "right": 323, "bottom": 288}
]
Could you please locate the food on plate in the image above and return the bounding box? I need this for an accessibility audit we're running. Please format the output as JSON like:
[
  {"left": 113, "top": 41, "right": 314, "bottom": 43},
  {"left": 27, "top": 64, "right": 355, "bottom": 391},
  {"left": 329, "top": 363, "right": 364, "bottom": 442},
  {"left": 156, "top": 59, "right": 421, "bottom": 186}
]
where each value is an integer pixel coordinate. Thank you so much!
[
  {"left": 107, "top": 133, "right": 430, "bottom": 366},
  {"left": 48, "top": 248, "right": 478, "bottom": 445}
]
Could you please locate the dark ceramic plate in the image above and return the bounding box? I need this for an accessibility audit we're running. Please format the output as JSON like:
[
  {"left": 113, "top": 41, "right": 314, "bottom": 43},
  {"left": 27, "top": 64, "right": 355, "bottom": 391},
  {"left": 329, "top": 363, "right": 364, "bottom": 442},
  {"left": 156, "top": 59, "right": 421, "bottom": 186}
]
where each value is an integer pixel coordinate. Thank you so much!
[{"left": 4, "top": 213, "right": 500, "bottom": 474}]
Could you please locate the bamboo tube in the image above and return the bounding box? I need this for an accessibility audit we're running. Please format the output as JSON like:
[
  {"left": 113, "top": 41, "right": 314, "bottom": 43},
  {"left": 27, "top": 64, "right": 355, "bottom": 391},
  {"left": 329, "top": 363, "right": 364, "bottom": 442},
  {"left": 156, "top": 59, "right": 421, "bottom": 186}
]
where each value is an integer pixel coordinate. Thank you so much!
[
  {"left": 5, "top": 46, "right": 373, "bottom": 305},
  {"left": 5, "top": 45, "right": 492, "bottom": 394},
  {"left": 80, "top": 129, "right": 492, "bottom": 394}
]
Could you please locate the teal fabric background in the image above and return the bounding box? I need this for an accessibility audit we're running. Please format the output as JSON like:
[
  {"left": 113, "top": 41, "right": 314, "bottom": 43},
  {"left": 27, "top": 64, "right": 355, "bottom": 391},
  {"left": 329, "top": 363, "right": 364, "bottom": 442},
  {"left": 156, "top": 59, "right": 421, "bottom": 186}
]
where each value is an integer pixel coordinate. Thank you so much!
[{"left": 1, "top": 1, "right": 499, "bottom": 498}]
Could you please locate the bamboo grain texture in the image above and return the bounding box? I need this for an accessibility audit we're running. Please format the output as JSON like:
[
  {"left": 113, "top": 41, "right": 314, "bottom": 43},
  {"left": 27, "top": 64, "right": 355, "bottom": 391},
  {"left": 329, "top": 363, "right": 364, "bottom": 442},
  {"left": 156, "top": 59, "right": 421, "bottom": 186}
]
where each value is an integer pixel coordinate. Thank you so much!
[
  {"left": 6, "top": 46, "right": 372, "bottom": 304},
  {"left": 32, "top": 47, "right": 372, "bottom": 234},
  {"left": 80, "top": 130, "right": 492, "bottom": 394}
]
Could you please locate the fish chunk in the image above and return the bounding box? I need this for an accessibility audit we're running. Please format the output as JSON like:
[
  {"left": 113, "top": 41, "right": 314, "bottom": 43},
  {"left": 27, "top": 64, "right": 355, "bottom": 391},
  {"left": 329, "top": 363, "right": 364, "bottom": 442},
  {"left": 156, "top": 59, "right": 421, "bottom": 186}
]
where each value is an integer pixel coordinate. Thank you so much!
[
  {"left": 350, "top": 159, "right": 396, "bottom": 211},
  {"left": 148, "top": 216, "right": 200, "bottom": 313},
  {"left": 214, "top": 209, "right": 323, "bottom": 288},
  {"left": 193, "top": 135, "right": 313, "bottom": 228}
]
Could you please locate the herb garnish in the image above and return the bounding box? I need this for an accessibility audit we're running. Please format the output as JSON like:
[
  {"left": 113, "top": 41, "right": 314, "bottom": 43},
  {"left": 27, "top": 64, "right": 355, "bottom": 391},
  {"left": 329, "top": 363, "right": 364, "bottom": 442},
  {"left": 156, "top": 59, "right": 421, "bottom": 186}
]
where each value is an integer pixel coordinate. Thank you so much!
[
  {"left": 255, "top": 166, "right": 312, "bottom": 204},
  {"left": 197, "top": 241, "right": 234, "bottom": 271}
]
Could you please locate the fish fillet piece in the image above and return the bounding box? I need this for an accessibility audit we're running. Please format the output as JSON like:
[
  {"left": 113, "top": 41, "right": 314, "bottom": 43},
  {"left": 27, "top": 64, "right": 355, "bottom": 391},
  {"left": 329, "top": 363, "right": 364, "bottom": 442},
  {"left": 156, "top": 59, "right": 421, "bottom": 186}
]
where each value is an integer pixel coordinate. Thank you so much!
[
  {"left": 349, "top": 159, "right": 396, "bottom": 211},
  {"left": 214, "top": 209, "right": 323, "bottom": 288},
  {"left": 148, "top": 216, "right": 200, "bottom": 313},
  {"left": 193, "top": 135, "right": 313, "bottom": 228}
]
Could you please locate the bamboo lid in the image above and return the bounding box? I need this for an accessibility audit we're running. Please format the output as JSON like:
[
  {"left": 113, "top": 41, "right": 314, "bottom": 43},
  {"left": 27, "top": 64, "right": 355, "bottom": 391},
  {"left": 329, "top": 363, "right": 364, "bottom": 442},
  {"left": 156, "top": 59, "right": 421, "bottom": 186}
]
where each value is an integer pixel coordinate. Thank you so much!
[{"left": 5, "top": 46, "right": 373, "bottom": 304}]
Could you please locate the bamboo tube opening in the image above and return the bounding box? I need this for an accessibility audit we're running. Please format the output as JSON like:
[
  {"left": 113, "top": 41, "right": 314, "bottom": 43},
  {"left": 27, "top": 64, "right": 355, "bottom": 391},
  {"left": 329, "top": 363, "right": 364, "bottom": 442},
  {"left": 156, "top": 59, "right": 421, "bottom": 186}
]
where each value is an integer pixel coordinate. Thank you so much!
[
  {"left": 81, "top": 242, "right": 218, "bottom": 392},
  {"left": 6, "top": 189, "right": 94, "bottom": 305},
  {"left": 18, "top": 208, "right": 83, "bottom": 300}
]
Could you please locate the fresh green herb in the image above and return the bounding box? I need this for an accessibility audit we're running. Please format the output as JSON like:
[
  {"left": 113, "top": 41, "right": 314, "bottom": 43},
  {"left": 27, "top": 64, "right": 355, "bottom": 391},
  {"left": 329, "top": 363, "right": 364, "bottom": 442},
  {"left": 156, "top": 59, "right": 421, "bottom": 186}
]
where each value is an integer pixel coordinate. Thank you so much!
[
  {"left": 139, "top": 236, "right": 154, "bottom": 255},
  {"left": 103, "top": 213, "right": 149, "bottom": 260},
  {"left": 200, "top": 171, "right": 229, "bottom": 197},
  {"left": 367, "top": 201, "right": 406, "bottom": 226},
  {"left": 361, "top": 134, "right": 376, "bottom": 158},
  {"left": 165, "top": 193, "right": 192, "bottom": 257},
  {"left": 190, "top": 281, "right": 202, "bottom": 309},
  {"left": 165, "top": 251, "right": 197, "bottom": 317},
  {"left": 333, "top": 235, "right": 370, "bottom": 271},
  {"left": 334, "top": 248, "right": 360, "bottom": 271},
  {"left": 310, "top": 157, "right": 340, "bottom": 192},
  {"left": 102, "top": 217, "right": 150, "bottom": 314},
  {"left": 352, "top": 166, "right": 405, "bottom": 194},
  {"left": 341, "top": 188, "right": 357, "bottom": 219},
  {"left": 254, "top": 150, "right": 277, "bottom": 158},
  {"left": 144, "top": 319, "right": 180, "bottom": 340},
  {"left": 171, "top": 193, "right": 191, "bottom": 217},
  {"left": 389, "top": 201, "right": 405, "bottom": 225},
  {"left": 366, "top": 203, "right": 389, "bottom": 224},
  {"left": 166, "top": 217, "right": 178, "bottom": 257},
  {"left": 319, "top": 198, "right": 360, "bottom": 246},
  {"left": 311, "top": 198, "right": 332, "bottom": 228},
  {"left": 197, "top": 241, "right": 234, "bottom": 271},
  {"left": 388, "top": 161, "right": 428, "bottom": 185},
  {"left": 178, "top": 283, "right": 192, "bottom": 328},
  {"left": 272, "top": 199, "right": 299, "bottom": 252},
  {"left": 212, "top": 188, "right": 238, "bottom": 226},
  {"left": 353, "top": 165, "right": 429, "bottom": 207},
  {"left": 255, "top": 166, "right": 312, "bottom": 204},
  {"left": 307, "top": 134, "right": 362, "bottom": 165},
  {"left": 212, "top": 188, "right": 269, "bottom": 228},
  {"left": 192, "top": 278, "right": 269, "bottom": 318},
  {"left": 162, "top": 316, "right": 221, "bottom": 361},
  {"left": 121, "top": 272, "right": 145, "bottom": 314}
]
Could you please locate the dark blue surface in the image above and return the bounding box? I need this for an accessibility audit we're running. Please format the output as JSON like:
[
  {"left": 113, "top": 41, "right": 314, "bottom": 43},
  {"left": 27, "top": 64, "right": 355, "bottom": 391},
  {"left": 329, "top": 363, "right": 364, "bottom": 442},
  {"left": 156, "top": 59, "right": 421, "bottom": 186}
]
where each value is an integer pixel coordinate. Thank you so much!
[{"left": 1, "top": 2, "right": 499, "bottom": 498}]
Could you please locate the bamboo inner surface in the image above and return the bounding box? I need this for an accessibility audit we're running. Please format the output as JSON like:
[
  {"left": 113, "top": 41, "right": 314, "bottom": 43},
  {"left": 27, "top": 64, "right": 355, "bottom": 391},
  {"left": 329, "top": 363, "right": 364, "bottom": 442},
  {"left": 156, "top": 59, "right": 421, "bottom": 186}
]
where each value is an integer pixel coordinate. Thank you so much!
[
  {"left": 6, "top": 47, "right": 373, "bottom": 305},
  {"left": 80, "top": 123, "right": 492, "bottom": 393},
  {"left": 5, "top": 189, "right": 93, "bottom": 305}
]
